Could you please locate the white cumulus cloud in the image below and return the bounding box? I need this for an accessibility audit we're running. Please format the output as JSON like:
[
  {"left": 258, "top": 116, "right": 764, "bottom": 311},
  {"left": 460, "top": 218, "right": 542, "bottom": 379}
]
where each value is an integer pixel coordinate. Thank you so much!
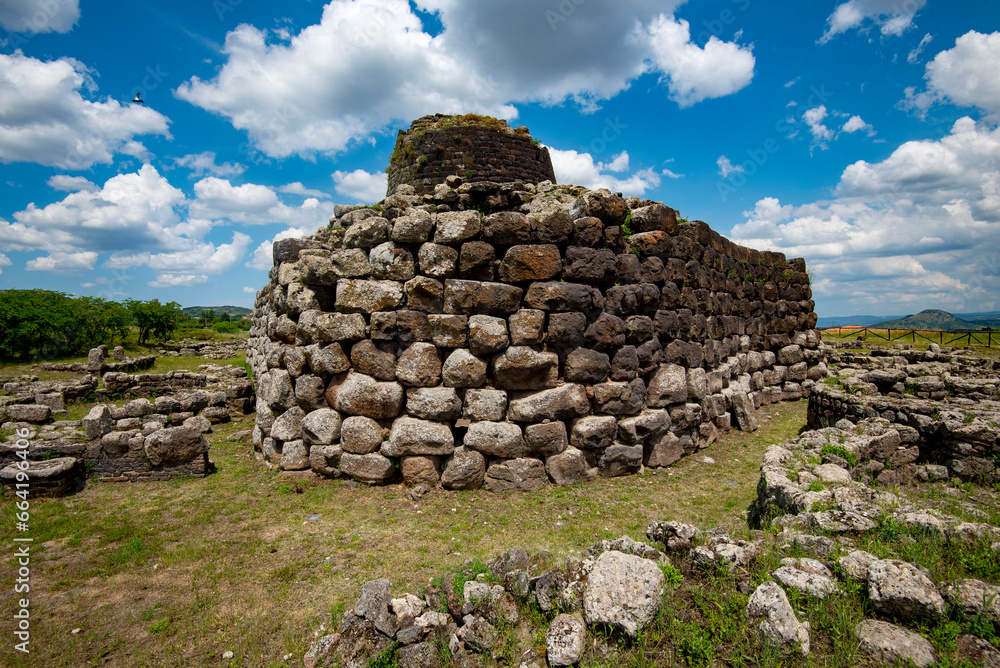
[
  {"left": 820, "top": 0, "right": 927, "bottom": 43},
  {"left": 0, "top": 51, "right": 171, "bottom": 169},
  {"left": 25, "top": 251, "right": 97, "bottom": 273},
  {"left": 642, "top": 14, "right": 755, "bottom": 108},
  {"left": 548, "top": 147, "right": 660, "bottom": 196},
  {"left": 174, "top": 0, "right": 753, "bottom": 159},
  {"left": 841, "top": 115, "right": 873, "bottom": 135},
  {"left": 731, "top": 117, "right": 1000, "bottom": 314},
  {"left": 903, "top": 31, "right": 1000, "bottom": 120},
  {"left": 0, "top": 0, "right": 79, "bottom": 34},
  {"left": 333, "top": 169, "right": 389, "bottom": 204},
  {"left": 47, "top": 174, "right": 97, "bottom": 192},
  {"left": 0, "top": 252, "right": 11, "bottom": 276}
]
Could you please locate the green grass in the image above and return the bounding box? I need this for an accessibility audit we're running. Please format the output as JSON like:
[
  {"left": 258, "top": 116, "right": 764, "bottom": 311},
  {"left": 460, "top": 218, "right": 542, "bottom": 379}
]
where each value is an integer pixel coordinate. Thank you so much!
[{"left": 0, "top": 398, "right": 808, "bottom": 667}]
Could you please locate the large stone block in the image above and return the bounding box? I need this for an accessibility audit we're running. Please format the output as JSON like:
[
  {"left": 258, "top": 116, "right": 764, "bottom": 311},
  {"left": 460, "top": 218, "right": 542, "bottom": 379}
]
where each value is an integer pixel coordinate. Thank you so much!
[
  {"left": 498, "top": 245, "right": 561, "bottom": 282},
  {"left": 645, "top": 364, "right": 687, "bottom": 407},
  {"left": 383, "top": 417, "right": 455, "bottom": 457},
  {"left": 523, "top": 281, "right": 603, "bottom": 312},
  {"left": 395, "top": 342, "right": 441, "bottom": 387},
  {"left": 144, "top": 426, "right": 209, "bottom": 466},
  {"left": 507, "top": 384, "right": 591, "bottom": 422},
  {"left": 370, "top": 242, "right": 416, "bottom": 281},
  {"left": 406, "top": 387, "right": 463, "bottom": 421},
  {"left": 485, "top": 458, "right": 548, "bottom": 492},
  {"left": 434, "top": 210, "right": 482, "bottom": 244},
  {"left": 336, "top": 279, "right": 404, "bottom": 314},
  {"left": 492, "top": 347, "right": 558, "bottom": 390},
  {"left": 465, "top": 421, "right": 527, "bottom": 458},
  {"left": 442, "top": 348, "right": 488, "bottom": 387},
  {"left": 327, "top": 372, "right": 405, "bottom": 420},
  {"left": 443, "top": 280, "right": 523, "bottom": 315}
]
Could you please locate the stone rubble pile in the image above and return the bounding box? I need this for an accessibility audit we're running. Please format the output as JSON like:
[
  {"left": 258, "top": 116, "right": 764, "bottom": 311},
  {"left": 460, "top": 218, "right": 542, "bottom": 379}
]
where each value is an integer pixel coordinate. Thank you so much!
[
  {"left": 248, "top": 180, "right": 823, "bottom": 489},
  {"left": 158, "top": 338, "right": 247, "bottom": 359}
]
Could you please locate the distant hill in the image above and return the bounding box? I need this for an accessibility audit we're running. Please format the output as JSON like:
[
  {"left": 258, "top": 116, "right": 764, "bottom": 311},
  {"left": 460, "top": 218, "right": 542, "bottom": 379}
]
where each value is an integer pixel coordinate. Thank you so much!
[
  {"left": 873, "top": 309, "right": 984, "bottom": 331},
  {"left": 957, "top": 311, "right": 1000, "bottom": 329},
  {"left": 182, "top": 305, "right": 252, "bottom": 318}
]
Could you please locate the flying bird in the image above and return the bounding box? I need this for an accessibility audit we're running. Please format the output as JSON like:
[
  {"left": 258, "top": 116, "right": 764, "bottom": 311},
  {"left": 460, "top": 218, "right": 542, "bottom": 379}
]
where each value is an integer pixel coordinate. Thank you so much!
[{"left": 131, "top": 93, "right": 144, "bottom": 104}]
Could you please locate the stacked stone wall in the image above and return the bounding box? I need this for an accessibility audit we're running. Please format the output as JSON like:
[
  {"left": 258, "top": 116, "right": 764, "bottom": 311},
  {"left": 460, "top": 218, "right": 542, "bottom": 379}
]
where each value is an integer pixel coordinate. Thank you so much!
[
  {"left": 386, "top": 115, "right": 556, "bottom": 196},
  {"left": 247, "top": 180, "right": 823, "bottom": 489}
]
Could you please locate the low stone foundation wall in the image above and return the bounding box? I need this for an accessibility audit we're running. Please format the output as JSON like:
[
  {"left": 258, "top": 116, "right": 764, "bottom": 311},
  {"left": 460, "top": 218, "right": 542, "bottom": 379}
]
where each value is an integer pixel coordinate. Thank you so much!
[{"left": 808, "top": 345, "right": 999, "bottom": 484}]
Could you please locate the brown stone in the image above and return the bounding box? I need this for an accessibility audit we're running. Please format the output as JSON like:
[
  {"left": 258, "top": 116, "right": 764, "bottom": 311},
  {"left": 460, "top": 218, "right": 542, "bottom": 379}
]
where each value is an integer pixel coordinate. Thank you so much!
[{"left": 499, "top": 245, "right": 561, "bottom": 282}]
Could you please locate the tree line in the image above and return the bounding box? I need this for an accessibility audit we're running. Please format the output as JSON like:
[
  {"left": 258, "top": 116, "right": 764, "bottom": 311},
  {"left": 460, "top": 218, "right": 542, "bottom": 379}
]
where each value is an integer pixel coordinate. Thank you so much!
[{"left": 0, "top": 290, "right": 186, "bottom": 360}]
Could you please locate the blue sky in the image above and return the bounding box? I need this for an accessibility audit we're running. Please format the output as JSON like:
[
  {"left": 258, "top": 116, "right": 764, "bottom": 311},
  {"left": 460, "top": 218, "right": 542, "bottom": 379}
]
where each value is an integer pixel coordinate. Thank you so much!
[{"left": 1, "top": 0, "right": 999, "bottom": 317}]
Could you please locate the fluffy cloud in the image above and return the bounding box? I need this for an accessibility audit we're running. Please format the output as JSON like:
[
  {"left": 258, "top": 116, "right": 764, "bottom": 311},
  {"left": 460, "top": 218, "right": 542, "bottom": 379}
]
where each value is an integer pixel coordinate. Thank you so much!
[
  {"left": 841, "top": 115, "right": 873, "bottom": 134},
  {"left": 904, "top": 31, "right": 1000, "bottom": 120},
  {"left": 175, "top": 0, "right": 753, "bottom": 158},
  {"left": 174, "top": 152, "right": 246, "bottom": 178},
  {"left": 0, "top": 0, "right": 79, "bottom": 34},
  {"left": 804, "top": 106, "right": 834, "bottom": 147},
  {"left": 280, "top": 182, "right": 330, "bottom": 198},
  {"left": 820, "top": 0, "right": 927, "bottom": 43},
  {"left": 3, "top": 164, "right": 186, "bottom": 254},
  {"left": 0, "top": 252, "right": 11, "bottom": 276},
  {"left": 107, "top": 233, "right": 253, "bottom": 288},
  {"left": 25, "top": 251, "right": 97, "bottom": 273},
  {"left": 730, "top": 117, "right": 1000, "bottom": 314},
  {"left": 3, "top": 164, "right": 329, "bottom": 286},
  {"left": 333, "top": 169, "right": 389, "bottom": 203},
  {"left": 548, "top": 148, "right": 660, "bottom": 195},
  {"left": 47, "top": 174, "right": 97, "bottom": 192},
  {"left": 641, "top": 14, "right": 755, "bottom": 108},
  {"left": 0, "top": 52, "right": 170, "bottom": 169}
]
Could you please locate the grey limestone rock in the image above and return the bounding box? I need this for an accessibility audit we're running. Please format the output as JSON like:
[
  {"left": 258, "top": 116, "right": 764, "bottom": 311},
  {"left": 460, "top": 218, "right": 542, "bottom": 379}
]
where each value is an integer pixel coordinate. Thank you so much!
[
  {"left": 484, "top": 457, "right": 547, "bottom": 492},
  {"left": 868, "top": 559, "right": 946, "bottom": 622},
  {"left": 545, "top": 613, "right": 586, "bottom": 667},
  {"left": 855, "top": 619, "right": 936, "bottom": 667},
  {"left": 745, "top": 581, "right": 810, "bottom": 655},
  {"left": 383, "top": 416, "right": 455, "bottom": 457},
  {"left": 441, "top": 447, "right": 486, "bottom": 490},
  {"left": 464, "top": 421, "right": 526, "bottom": 458},
  {"left": 583, "top": 550, "right": 664, "bottom": 638}
]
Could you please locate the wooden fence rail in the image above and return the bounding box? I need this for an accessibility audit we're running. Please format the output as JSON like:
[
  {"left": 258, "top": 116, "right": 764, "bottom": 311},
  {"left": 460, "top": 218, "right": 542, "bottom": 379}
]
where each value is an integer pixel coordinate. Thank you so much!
[{"left": 819, "top": 327, "right": 995, "bottom": 348}]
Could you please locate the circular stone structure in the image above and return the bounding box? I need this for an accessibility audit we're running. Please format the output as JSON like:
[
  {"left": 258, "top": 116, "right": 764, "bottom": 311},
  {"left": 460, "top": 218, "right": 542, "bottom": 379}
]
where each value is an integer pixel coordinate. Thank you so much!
[{"left": 385, "top": 114, "right": 556, "bottom": 197}]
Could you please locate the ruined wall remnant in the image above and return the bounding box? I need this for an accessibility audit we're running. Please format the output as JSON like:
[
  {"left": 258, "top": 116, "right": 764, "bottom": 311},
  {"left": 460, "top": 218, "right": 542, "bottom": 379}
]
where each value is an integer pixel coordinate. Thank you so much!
[
  {"left": 247, "top": 152, "right": 823, "bottom": 489},
  {"left": 386, "top": 114, "right": 556, "bottom": 197}
]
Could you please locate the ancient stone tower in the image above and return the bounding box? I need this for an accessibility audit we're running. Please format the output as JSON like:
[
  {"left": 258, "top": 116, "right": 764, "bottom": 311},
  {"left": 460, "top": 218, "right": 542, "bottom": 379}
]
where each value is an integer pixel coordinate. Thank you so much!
[
  {"left": 247, "top": 115, "right": 824, "bottom": 490},
  {"left": 385, "top": 114, "right": 556, "bottom": 197}
]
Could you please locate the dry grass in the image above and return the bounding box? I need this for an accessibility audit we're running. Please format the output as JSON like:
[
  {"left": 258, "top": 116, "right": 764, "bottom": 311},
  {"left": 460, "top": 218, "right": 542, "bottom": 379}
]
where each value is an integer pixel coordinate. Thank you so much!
[{"left": 0, "top": 398, "right": 807, "bottom": 668}]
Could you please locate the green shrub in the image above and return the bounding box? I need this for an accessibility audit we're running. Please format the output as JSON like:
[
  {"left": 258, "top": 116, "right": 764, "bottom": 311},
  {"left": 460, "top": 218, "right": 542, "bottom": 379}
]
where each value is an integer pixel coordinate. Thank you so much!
[{"left": 820, "top": 444, "right": 857, "bottom": 467}]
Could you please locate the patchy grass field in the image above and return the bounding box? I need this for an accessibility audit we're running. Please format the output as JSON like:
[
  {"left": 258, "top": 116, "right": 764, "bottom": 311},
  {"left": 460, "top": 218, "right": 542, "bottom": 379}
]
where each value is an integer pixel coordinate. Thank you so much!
[{"left": 0, "top": 394, "right": 807, "bottom": 667}]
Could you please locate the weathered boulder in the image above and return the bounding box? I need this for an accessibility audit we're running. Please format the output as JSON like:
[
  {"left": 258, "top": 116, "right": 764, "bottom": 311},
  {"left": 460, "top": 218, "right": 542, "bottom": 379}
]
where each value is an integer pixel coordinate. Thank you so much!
[
  {"left": 855, "top": 619, "right": 936, "bottom": 668},
  {"left": 507, "top": 384, "right": 590, "bottom": 422},
  {"left": 383, "top": 417, "right": 455, "bottom": 457},
  {"left": 746, "top": 581, "right": 810, "bottom": 656},
  {"left": 583, "top": 550, "right": 664, "bottom": 638},
  {"left": 868, "top": 559, "right": 945, "bottom": 622},
  {"left": 546, "top": 613, "right": 586, "bottom": 667},
  {"left": 340, "top": 452, "right": 395, "bottom": 484},
  {"left": 327, "top": 372, "right": 405, "bottom": 420},
  {"left": 485, "top": 458, "right": 548, "bottom": 492},
  {"left": 492, "top": 346, "right": 559, "bottom": 390},
  {"left": 340, "top": 416, "right": 384, "bottom": 455},
  {"left": 143, "top": 427, "right": 209, "bottom": 466},
  {"left": 405, "top": 387, "right": 463, "bottom": 421},
  {"left": 441, "top": 447, "right": 486, "bottom": 490},
  {"left": 464, "top": 421, "right": 527, "bottom": 458}
]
